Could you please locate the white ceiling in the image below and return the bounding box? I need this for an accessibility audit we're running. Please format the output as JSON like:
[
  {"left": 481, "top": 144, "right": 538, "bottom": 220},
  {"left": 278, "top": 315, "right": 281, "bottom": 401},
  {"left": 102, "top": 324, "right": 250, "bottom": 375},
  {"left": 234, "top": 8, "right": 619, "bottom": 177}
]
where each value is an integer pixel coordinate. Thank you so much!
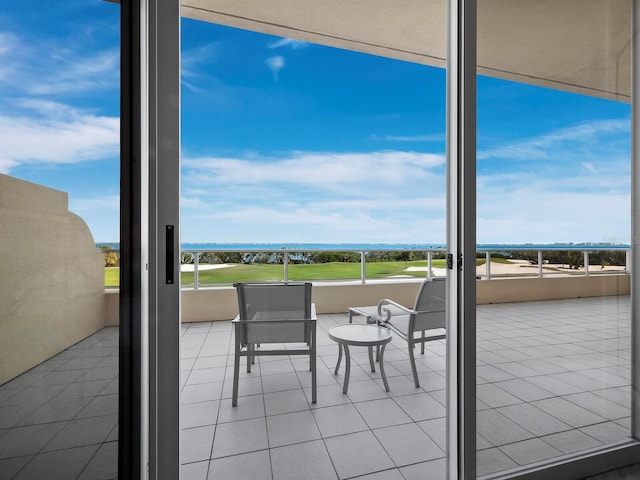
[{"left": 182, "top": 0, "right": 631, "bottom": 102}]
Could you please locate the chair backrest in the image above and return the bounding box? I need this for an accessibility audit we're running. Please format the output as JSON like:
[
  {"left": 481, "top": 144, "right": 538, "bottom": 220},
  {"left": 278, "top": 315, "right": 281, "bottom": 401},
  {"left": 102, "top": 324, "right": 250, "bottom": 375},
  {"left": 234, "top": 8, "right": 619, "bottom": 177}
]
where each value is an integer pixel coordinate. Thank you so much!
[
  {"left": 234, "top": 282, "right": 312, "bottom": 344},
  {"left": 413, "top": 277, "right": 446, "bottom": 331}
]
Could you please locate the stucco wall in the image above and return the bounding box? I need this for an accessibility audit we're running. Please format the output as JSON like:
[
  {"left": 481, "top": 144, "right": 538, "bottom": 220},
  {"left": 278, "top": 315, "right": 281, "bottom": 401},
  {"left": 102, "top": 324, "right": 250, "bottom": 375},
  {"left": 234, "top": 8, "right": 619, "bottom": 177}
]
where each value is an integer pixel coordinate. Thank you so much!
[
  {"left": 102, "top": 274, "right": 630, "bottom": 325},
  {"left": 0, "top": 175, "right": 105, "bottom": 384}
]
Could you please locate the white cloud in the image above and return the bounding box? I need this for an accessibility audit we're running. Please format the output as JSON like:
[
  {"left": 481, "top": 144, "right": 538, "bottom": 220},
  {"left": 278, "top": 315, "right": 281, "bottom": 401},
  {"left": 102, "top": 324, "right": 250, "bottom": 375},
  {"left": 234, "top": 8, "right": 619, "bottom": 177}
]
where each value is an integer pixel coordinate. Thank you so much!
[
  {"left": 180, "top": 149, "right": 448, "bottom": 243},
  {"left": 478, "top": 118, "right": 629, "bottom": 163},
  {"left": 265, "top": 56, "right": 285, "bottom": 80},
  {"left": 373, "top": 133, "right": 445, "bottom": 143},
  {"left": 0, "top": 101, "right": 119, "bottom": 173},
  {"left": 0, "top": 30, "right": 118, "bottom": 96},
  {"left": 269, "top": 38, "right": 309, "bottom": 50}
]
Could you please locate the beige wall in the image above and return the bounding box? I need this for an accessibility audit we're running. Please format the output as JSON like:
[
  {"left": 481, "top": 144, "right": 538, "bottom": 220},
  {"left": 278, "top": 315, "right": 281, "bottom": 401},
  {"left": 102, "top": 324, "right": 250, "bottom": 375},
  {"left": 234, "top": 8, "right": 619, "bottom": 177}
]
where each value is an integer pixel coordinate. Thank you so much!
[
  {"left": 0, "top": 175, "right": 105, "bottom": 384},
  {"left": 102, "top": 275, "right": 631, "bottom": 325}
]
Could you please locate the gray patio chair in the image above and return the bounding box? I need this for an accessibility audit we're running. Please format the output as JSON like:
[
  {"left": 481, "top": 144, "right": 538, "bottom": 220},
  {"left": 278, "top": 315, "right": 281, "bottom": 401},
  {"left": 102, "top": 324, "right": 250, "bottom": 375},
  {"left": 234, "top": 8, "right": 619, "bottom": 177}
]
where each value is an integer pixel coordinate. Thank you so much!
[
  {"left": 232, "top": 282, "right": 316, "bottom": 406},
  {"left": 350, "top": 277, "right": 446, "bottom": 388}
]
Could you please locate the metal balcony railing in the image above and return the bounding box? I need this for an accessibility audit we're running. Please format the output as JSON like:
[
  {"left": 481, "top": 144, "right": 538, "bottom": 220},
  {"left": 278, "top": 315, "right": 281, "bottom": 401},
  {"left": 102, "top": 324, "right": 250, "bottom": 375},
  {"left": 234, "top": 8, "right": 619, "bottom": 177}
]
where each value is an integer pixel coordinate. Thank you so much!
[{"left": 100, "top": 245, "right": 630, "bottom": 289}]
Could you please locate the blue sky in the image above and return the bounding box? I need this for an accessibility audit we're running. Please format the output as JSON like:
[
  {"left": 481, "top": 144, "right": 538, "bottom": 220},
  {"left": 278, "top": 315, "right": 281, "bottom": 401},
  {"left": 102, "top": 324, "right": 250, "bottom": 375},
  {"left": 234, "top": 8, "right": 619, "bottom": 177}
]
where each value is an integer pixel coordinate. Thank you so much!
[{"left": 0, "top": 1, "right": 632, "bottom": 244}]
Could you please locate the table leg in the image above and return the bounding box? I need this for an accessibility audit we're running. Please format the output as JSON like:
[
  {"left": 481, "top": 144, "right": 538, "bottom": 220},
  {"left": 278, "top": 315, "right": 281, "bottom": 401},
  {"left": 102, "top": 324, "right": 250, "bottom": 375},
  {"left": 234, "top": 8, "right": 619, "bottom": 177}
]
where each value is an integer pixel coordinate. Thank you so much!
[
  {"left": 368, "top": 346, "right": 375, "bottom": 373},
  {"left": 334, "top": 343, "right": 343, "bottom": 375},
  {"left": 342, "top": 344, "right": 351, "bottom": 394},
  {"left": 379, "top": 343, "right": 390, "bottom": 392}
]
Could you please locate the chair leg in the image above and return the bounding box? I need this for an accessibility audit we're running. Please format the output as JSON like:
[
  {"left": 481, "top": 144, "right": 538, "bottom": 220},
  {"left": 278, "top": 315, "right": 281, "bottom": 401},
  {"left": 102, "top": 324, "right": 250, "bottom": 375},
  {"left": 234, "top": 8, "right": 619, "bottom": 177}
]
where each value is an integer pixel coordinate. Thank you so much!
[
  {"left": 247, "top": 344, "right": 252, "bottom": 373},
  {"left": 232, "top": 340, "right": 241, "bottom": 406},
  {"left": 311, "top": 326, "right": 317, "bottom": 404},
  {"left": 421, "top": 331, "right": 425, "bottom": 354},
  {"left": 407, "top": 339, "right": 420, "bottom": 388}
]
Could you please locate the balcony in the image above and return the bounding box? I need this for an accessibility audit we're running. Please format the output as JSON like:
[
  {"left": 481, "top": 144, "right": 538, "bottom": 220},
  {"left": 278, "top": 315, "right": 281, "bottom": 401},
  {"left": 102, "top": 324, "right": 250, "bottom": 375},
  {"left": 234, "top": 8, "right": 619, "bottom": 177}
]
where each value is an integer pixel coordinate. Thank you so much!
[{"left": 0, "top": 293, "right": 631, "bottom": 479}]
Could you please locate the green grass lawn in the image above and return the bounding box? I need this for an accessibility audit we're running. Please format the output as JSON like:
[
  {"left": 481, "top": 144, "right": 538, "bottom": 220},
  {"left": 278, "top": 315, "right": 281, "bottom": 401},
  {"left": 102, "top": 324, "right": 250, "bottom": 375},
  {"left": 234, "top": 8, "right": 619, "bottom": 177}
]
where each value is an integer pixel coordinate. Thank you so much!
[{"left": 104, "top": 257, "right": 511, "bottom": 287}]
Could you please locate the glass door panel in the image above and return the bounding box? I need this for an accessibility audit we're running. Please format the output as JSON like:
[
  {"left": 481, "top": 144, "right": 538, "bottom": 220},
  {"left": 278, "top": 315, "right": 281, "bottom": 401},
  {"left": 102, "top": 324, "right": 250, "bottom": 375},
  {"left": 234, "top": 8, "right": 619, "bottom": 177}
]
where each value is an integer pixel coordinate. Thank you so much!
[
  {"left": 0, "top": 1, "right": 121, "bottom": 478},
  {"left": 178, "top": 10, "right": 449, "bottom": 479},
  {"left": 475, "top": 1, "right": 632, "bottom": 476}
]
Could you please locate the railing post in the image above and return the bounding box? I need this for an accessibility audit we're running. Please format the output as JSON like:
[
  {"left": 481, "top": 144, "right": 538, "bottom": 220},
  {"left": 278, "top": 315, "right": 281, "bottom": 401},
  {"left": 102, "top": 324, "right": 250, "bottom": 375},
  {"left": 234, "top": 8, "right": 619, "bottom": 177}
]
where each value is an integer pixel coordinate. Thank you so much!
[
  {"left": 283, "top": 250, "right": 289, "bottom": 282},
  {"left": 427, "top": 250, "right": 433, "bottom": 278},
  {"left": 584, "top": 251, "right": 589, "bottom": 276},
  {"left": 485, "top": 251, "right": 491, "bottom": 279},
  {"left": 360, "top": 251, "right": 366, "bottom": 284},
  {"left": 193, "top": 251, "right": 199, "bottom": 290},
  {"left": 538, "top": 251, "right": 544, "bottom": 277}
]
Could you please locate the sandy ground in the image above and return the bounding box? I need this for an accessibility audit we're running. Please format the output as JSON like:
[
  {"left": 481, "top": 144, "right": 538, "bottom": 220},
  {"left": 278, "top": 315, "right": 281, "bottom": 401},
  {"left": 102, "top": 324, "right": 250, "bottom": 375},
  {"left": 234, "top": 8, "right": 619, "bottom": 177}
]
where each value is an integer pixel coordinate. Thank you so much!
[
  {"left": 406, "top": 259, "right": 626, "bottom": 276},
  {"left": 180, "top": 263, "right": 236, "bottom": 272}
]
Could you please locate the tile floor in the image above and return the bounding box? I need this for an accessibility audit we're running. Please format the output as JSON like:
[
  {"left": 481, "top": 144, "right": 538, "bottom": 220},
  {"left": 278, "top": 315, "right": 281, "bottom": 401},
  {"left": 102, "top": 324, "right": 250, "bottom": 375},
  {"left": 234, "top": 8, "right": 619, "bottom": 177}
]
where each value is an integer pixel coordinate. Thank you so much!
[{"left": 0, "top": 295, "right": 633, "bottom": 479}]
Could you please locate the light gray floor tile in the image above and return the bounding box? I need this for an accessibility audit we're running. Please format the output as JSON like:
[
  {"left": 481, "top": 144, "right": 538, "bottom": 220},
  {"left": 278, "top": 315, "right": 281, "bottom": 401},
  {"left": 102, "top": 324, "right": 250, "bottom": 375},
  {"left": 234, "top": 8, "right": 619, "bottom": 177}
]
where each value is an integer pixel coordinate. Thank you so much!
[
  {"left": 579, "top": 421, "right": 631, "bottom": 444},
  {"left": 43, "top": 414, "right": 117, "bottom": 451},
  {"left": 493, "top": 378, "right": 555, "bottom": 402},
  {"left": 76, "top": 394, "right": 118, "bottom": 419},
  {"left": 373, "top": 423, "right": 444, "bottom": 466},
  {"left": 261, "top": 372, "right": 303, "bottom": 394},
  {"left": 193, "top": 356, "right": 228, "bottom": 370},
  {"left": 0, "top": 422, "right": 67, "bottom": 459},
  {"left": 266, "top": 410, "right": 321, "bottom": 448},
  {"left": 181, "top": 425, "right": 216, "bottom": 464},
  {"left": 543, "top": 429, "right": 603, "bottom": 454},
  {"left": 211, "top": 417, "right": 268, "bottom": 459},
  {"left": 532, "top": 397, "right": 607, "bottom": 428},
  {"left": 356, "top": 468, "right": 404, "bottom": 480},
  {"left": 77, "top": 441, "right": 118, "bottom": 480},
  {"left": 499, "top": 437, "right": 563, "bottom": 466},
  {"left": 400, "top": 458, "right": 446, "bottom": 480},
  {"left": 477, "top": 365, "right": 516, "bottom": 383},
  {"left": 344, "top": 379, "right": 389, "bottom": 403},
  {"left": 182, "top": 382, "right": 224, "bottom": 404},
  {"left": 217, "top": 395, "right": 264, "bottom": 424},
  {"left": 182, "top": 400, "right": 220, "bottom": 428},
  {"left": 354, "top": 398, "right": 412, "bottom": 429},
  {"left": 312, "top": 404, "right": 369, "bottom": 438},
  {"left": 208, "top": 450, "right": 273, "bottom": 480},
  {"left": 477, "top": 447, "right": 519, "bottom": 477},
  {"left": 417, "top": 417, "right": 446, "bottom": 451},
  {"left": 271, "top": 440, "right": 337, "bottom": 480},
  {"left": 13, "top": 445, "right": 99, "bottom": 480},
  {"left": 187, "top": 367, "right": 227, "bottom": 385},
  {"left": 260, "top": 359, "right": 296, "bottom": 376},
  {"left": 477, "top": 383, "right": 523, "bottom": 408},
  {"left": 394, "top": 393, "right": 446, "bottom": 422},
  {"left": 264, "top": 389, "right": 309, "bottom": 416},
  {"left": 477, "top": 409, "right": 535, "bottom": 447},
  {"left": 325, "top": 431, "right": 394, "bottom": 478},
  {"left": 564, "top": 392, "right": 630, "bottom": 420},
  {"left": 20, "top": 395, "right": 93, "bottom": 425},
  {"left": 181, "top": 460, "right": 209, "bottom": 480},
  {"left": 0, "top": 455, "right": 32, "bottom": 480},
  {"left": 497, "top": 403, "right": 572, "bottom": 437},
  {"left": 221, "top": 376, "right": 263, "bottom": 399},
  {"left": 304, "top": 384, "right": 351, "bottom": 409}
]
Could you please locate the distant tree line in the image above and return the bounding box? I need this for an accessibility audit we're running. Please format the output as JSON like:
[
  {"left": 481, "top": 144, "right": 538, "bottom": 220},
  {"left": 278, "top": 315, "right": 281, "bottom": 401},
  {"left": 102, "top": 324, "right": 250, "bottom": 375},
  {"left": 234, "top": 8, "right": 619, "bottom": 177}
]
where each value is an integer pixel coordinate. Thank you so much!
[
  {"left": 178, "top": 250, "right": 445, "bottom": 265},
  {"left": 503, "top": 250, "right": 626, "bottom": 269}
]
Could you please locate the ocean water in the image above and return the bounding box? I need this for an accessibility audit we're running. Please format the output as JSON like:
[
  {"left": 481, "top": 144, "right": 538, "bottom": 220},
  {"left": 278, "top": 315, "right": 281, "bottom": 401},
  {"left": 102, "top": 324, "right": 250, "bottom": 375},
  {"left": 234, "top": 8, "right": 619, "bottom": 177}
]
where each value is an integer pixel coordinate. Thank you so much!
[{"left": 97, "top": 242, "right": 630, "bottom": 251}]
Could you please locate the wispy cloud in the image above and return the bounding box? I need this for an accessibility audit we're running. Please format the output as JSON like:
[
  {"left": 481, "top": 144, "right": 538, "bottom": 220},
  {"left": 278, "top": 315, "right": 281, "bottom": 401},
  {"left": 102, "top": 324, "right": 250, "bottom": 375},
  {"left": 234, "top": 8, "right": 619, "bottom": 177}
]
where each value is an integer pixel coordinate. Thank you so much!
[
  {"left": 268, "top": 38, "right": 309, "bottom": 50},
  {"left": 0, "top": 100, "right": 118, "bottom": 174},
  {"left": 265, "top": 55, "right": 285, "bottom": 80},
  {"left": 478, "top": 118, "right": 630, "bottom": 162},
  {"left": 180, "top": 149, "right": 447, "bottom": 242},
  {"left": 372, "top": 133, "right": 445, "bottom": 143},
  {"left": 0, "top": 30, "right": 118, "bottom": 96}
]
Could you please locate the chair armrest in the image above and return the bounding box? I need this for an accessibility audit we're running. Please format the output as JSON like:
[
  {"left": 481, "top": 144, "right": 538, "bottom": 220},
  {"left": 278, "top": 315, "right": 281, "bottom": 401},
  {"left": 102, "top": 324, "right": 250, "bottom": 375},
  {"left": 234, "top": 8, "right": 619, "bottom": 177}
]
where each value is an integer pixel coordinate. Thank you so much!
[{"left": 377, "top": 299, "right": 415, "bottom": 323}]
